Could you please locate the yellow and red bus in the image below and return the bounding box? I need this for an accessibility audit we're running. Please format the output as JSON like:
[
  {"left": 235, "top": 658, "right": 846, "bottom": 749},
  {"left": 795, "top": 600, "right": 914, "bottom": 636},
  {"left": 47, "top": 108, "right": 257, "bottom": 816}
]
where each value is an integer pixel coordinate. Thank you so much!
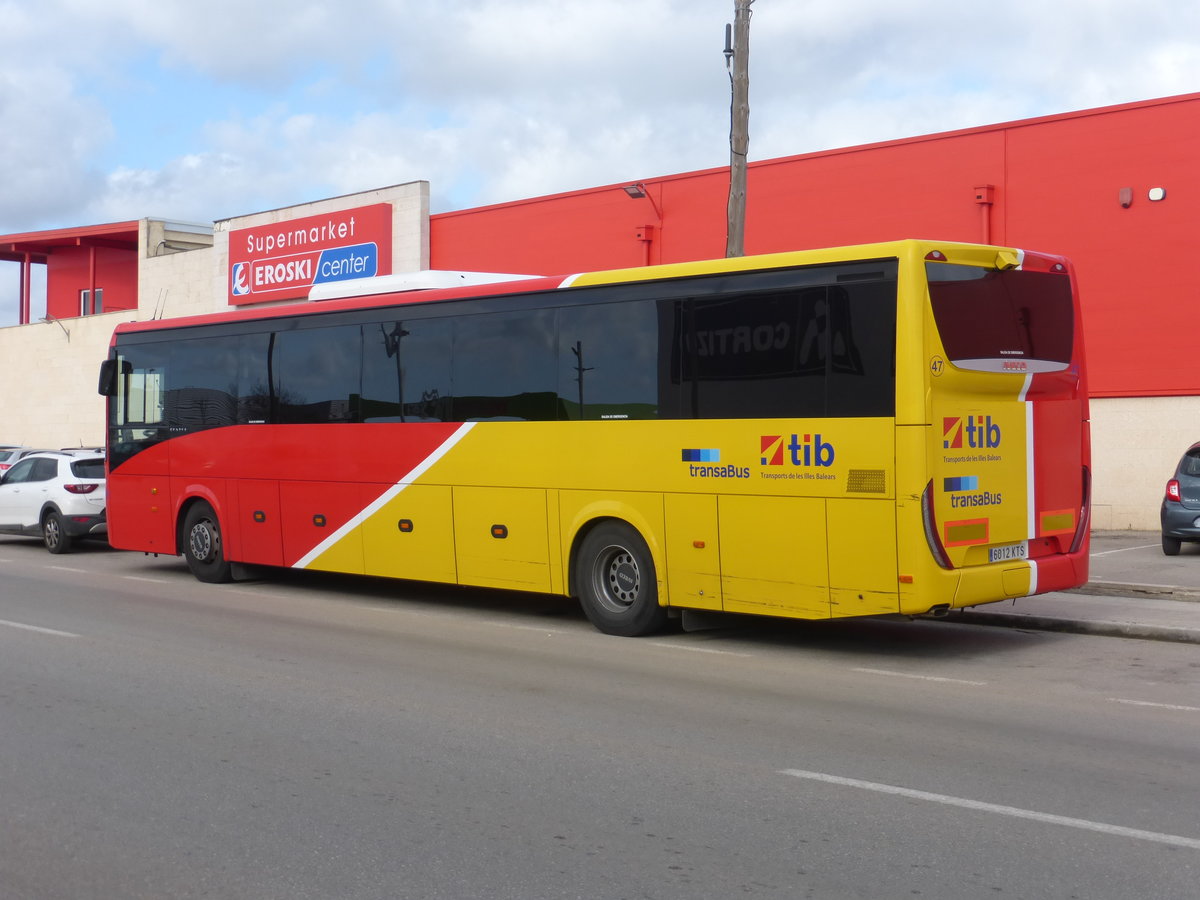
[{"left": 98, "top": 240, "right": 1090, "bottom": 636}]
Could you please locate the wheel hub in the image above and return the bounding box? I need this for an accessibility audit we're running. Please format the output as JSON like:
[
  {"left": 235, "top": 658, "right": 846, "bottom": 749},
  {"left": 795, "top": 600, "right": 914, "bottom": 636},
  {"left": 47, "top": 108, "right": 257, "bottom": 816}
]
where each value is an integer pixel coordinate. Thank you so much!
[
  {"left": 190, "top": 524, "right": 213, "bottom": 561},
  {"left": 606, "top": 552, "right": 640, "bottom": 606}
]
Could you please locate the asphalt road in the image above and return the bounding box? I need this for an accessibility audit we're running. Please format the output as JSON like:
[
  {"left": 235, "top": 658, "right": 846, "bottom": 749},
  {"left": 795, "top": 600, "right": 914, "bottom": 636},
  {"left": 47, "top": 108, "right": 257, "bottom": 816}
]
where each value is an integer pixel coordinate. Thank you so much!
[{"left": 1, "top": 539, "right": 1197, "bottom": 900}]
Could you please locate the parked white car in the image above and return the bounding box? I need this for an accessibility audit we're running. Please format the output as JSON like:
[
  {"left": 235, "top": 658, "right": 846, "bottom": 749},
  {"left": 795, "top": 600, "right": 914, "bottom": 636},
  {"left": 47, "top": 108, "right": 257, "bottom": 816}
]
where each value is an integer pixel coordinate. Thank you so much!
[{"left": 0, "top": 451, "right": 107, "bottom": 553}]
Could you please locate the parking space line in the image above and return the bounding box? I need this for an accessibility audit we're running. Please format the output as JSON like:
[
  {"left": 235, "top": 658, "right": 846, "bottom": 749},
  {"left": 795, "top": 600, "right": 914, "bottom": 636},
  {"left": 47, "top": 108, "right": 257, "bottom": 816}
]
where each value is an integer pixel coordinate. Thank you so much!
[
  {"left": 46, "top": 565, "right": 88, "bottom": 574},
  {"left": 779, "top": 768, "right": 1200, "bottom": 849},
  {"left": 1090, "top": 543, "right": 1158, "bottom": 556},
  {"left": 0, "top": 618, "right": 80, "bottom": 638}
]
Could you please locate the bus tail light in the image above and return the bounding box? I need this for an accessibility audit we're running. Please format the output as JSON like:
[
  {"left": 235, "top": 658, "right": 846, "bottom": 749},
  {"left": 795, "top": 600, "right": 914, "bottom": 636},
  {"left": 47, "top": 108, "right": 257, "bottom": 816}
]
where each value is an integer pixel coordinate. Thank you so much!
[
  {"left": 1069, "top": 466, "right": 1092, "bottom": 555},
  {"left": 1166, "top": 478, "right": 1181, "bottom": 503},
  {"left": 921, "top": 480, "right": 954, "bottom": 570}
]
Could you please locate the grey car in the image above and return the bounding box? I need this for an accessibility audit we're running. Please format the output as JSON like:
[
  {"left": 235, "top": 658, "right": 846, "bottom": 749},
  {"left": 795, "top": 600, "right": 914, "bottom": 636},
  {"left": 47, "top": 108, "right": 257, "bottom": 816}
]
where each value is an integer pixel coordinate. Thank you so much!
[
  {"left": 0, "top": 446, "right": 42, "bottom": 475},
  {"left": 1160, "top": 442, "right": 1200, "bottom": 555}
]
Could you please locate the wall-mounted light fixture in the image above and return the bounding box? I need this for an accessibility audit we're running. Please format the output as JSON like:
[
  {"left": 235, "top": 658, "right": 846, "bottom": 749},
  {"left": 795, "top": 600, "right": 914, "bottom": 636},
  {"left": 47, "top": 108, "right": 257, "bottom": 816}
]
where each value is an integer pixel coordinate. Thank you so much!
[{"left": 622, "top": 182, "right": 663, "bottom": 223}]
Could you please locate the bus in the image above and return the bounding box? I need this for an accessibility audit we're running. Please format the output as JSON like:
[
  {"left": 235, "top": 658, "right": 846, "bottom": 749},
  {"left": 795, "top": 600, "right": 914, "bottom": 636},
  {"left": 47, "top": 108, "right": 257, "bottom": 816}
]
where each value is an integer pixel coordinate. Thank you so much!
[{"left": 98, "top": 240, "right": 1090, "bottom": 636}]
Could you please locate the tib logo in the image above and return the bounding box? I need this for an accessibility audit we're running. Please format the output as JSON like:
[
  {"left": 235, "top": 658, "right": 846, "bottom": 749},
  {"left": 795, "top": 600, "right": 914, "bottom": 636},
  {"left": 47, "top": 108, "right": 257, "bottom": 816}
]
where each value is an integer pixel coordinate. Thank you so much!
[
  {"left": 943, "top": 415, "right": 1002, "bottom": 449},
  {"left": 761, "top": 434, "right": 835, "bottom": 467}
]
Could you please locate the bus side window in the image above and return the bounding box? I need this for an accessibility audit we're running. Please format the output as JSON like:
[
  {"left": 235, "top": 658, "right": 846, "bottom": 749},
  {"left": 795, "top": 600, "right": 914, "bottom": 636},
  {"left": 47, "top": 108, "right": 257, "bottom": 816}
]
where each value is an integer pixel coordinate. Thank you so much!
[
  {"left": 273, "top": 324, "right": 361, "bottom": 424},
  {"left": 362, "top": 317, "right": 454, "bottom": 423},
  {"left": 452, "top": 309, "right": 557, "bottom": 422},
  {"left": 557, "top": 300, "right": 660, "bottom": 420}
]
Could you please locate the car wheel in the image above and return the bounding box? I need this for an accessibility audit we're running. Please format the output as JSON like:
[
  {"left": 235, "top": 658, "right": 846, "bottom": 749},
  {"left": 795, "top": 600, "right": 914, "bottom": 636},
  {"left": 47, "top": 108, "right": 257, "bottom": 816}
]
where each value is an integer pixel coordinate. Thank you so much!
[
  {"left": 1162, "top": 534, "right": 1182, "bottom": 556},
  {"left": 42, "top": 510, "right": 72, "bottom": 554},
  {"left": 182, "top": 501, "right": 233, "bottom": 583},
  {"left": 576, "top": 522, "right": 668, "bottom": 636}
]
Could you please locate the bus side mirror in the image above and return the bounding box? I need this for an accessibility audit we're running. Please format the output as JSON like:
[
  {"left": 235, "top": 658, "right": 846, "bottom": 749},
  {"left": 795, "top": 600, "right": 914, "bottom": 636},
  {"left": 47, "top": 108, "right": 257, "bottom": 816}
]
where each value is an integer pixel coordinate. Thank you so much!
[{"left": 98, "top": 359, "right": 118, "bottom": 396}]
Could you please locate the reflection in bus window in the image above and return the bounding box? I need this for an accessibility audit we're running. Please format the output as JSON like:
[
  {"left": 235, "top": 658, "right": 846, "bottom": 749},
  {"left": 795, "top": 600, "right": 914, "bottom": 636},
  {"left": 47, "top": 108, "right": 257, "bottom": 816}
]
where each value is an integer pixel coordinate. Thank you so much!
[
  {"left": 452, "top": 309, "right": 557, "bottom": 422},
  {"left": 557, "top": 301, "right": 659, "bottom": 420}
]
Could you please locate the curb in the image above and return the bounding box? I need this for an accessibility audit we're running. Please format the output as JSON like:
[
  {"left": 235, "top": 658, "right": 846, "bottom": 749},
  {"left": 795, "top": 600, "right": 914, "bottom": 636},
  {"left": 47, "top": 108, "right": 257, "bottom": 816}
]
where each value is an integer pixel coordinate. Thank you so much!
[
  {"left": 946, "top": 609, "right": 1200, "bottom": 645},
  {"left": 1066, "top": 582, "right": 1200, "bottom": 603}
]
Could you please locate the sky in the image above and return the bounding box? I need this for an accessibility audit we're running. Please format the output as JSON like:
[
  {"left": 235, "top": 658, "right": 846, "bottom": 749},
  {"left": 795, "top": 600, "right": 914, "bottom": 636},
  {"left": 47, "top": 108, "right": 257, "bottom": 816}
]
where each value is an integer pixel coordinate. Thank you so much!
[{"left": 1, "top": 0, "right": 1197, "bottom": 317}]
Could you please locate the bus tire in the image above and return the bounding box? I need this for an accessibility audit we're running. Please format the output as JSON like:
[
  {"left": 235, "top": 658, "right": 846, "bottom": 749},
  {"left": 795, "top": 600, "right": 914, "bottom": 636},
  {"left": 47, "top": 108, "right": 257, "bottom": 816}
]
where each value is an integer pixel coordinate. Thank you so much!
[
  {"left": 576, "top": 522, "right": 667, "bottom": 637},
  {"left": 182, "top": 501, "right": 233, "bottom": 584},
  {"left": 42, "top": 510, "right": 72, "bottom": 554}
]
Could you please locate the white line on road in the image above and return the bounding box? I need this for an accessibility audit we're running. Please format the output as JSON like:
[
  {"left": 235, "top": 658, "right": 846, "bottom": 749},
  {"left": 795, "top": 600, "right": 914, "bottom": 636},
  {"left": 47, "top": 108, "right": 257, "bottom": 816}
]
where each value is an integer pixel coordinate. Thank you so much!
[
  {"left": 852, "top": 667, "right": 987, "bottom": 686},
  {"left": 123, "top": 576, "right": 174, "bottom": 585},
  {"left": 46, "top": 565, "right": 88, "bottom": 573},
  {"left": 0, "top": 618, "right": 81, "bottom": 638},
  {"left": 1090, "top": 543, "right": 1158, "bottom": 556},
  {"left": 647, "top": 641, "right": 753, "bottom": 657},
  {"left": 1108, "top": 697, "right": 1200, "bottom": 713},
  {"left": 480, "top": 620, "right": 568, "bottom": 636},
  {"left": 779, "top": 768, "right": 1200, "bottom": 849}
]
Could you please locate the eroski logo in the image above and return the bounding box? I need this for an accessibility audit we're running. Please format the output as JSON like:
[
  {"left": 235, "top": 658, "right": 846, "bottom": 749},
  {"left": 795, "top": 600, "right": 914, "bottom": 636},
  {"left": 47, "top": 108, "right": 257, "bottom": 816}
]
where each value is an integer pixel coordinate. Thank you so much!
[{"left": 231, "top": 262, "right": 250, "bottom": 296}]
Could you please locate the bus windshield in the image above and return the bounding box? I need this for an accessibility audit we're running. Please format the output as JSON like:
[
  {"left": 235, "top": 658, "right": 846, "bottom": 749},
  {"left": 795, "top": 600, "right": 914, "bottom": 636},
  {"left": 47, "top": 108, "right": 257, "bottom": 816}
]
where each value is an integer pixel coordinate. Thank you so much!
[{"left": 926, "top": 263, "right": 1074, "bottom": 373}]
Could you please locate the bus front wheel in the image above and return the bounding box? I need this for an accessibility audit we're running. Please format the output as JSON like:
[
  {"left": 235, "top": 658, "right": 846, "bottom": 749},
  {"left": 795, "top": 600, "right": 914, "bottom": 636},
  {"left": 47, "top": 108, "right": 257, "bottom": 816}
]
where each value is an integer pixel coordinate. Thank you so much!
[
  {"left": 576, "top": 522, "right": 668, "bottom": 637},
  {"left": 182, "top": 502, "right": 233, "bottom": 584}
]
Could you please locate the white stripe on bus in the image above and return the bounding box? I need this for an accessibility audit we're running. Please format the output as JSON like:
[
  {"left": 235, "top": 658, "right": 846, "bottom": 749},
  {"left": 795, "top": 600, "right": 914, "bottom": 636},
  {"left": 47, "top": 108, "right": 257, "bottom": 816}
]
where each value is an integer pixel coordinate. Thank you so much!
[{"left": 292, "top": 422, "right": 477, "bottom": 570}]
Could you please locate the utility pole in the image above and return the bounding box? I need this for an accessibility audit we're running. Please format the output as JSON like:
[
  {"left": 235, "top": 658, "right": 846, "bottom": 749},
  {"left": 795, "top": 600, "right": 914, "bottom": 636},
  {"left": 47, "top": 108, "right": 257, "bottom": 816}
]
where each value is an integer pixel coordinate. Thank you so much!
[{"left": 724, "top": 0, "right": 753, "bottom": 258}]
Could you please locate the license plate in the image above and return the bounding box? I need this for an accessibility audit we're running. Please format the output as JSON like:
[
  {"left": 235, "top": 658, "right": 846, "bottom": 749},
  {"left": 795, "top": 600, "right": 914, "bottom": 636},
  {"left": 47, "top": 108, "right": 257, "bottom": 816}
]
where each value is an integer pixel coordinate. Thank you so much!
[{"left": 989, "top": 542, "right": 1028, "bottom": 563}]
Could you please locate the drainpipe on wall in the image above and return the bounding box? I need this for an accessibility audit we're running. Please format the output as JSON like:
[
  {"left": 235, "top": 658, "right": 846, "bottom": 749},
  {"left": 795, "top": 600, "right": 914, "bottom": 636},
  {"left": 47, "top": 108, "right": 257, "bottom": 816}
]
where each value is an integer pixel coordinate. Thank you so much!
[
  {"left": 974, "top": 184, "right": 995, "bottom": 245},
  {"left": 20, "top": 253, "right": 31, "bottom": 324},
  {"left": 88, "top": 244, "right": 97, "bottom": 315}
]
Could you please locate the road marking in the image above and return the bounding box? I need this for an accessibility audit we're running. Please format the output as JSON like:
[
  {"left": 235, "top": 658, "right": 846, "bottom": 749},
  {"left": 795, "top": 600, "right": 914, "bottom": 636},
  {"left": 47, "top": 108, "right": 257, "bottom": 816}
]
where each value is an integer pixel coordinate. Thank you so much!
[
  {"left": 481, "top": 621, "right": 568, "bottom": 636},
  {"left": 1090, "top": 543, "right": 1158, "bottom": 556},
  {"left": 853, "top": 667, "right": 987, "bottom": 686},
  {"left": 0, "top": 618, "right": 80, "bottom": 638},
  {"left": 1109, "top": 697, "right": 1200, "bottom": 713},
  {"left": 779, "top": 768, "right": 1200, "bottom": 849},
  {"left": 123, "top": 576, "right": 174, "bottom": 585},
  {"left": 46, "top": 565, "right": 88, "bottom": 573},
  {"left": 648, "top": 641, "right": 752, "bottom": 657}
]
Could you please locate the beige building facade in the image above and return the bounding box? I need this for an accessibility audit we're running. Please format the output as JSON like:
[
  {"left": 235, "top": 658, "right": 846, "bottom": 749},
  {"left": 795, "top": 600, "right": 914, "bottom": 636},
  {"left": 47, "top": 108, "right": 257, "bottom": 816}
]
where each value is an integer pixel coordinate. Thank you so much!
[{"left": 0, "top": 182, "right": 428, "bottom": 451}]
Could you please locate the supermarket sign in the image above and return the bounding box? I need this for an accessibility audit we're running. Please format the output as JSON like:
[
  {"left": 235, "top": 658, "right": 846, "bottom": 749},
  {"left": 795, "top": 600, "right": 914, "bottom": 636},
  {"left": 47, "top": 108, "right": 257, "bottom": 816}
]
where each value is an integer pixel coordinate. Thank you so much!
[{"left": 228, "top": 203, "right": 393, "bottom": 305}]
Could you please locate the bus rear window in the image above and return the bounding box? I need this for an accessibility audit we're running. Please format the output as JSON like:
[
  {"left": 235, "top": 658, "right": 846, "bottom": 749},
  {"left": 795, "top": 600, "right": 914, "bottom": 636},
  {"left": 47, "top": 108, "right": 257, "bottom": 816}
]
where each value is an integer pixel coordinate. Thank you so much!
[{"left": 926, "top": 263, "right": 1074, "bottom": 373}]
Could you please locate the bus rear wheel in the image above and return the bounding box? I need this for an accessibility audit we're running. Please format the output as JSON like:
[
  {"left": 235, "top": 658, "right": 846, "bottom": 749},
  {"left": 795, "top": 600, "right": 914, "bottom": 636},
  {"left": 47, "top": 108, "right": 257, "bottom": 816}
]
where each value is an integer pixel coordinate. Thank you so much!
[
  {"left": 182, "top": 501, "right": 233, "bottom": 583},
  {"left": 576, "top": 522, "right": 667, "bottom": 637}
]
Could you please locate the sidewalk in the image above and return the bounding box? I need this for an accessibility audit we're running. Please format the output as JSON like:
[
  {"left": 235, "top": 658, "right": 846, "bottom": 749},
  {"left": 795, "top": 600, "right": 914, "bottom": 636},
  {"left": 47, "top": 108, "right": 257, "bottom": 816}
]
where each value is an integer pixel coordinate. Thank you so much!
[{"left": 949, "top": 531, "right": 1200, "bottom": 644}]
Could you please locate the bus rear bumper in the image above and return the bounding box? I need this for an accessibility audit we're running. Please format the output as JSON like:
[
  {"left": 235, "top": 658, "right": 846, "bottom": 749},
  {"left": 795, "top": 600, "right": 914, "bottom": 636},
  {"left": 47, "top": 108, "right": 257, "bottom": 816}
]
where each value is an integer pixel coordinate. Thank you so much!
[{"left": 901, "top": 550, "right": 1089, "bottom": 616}]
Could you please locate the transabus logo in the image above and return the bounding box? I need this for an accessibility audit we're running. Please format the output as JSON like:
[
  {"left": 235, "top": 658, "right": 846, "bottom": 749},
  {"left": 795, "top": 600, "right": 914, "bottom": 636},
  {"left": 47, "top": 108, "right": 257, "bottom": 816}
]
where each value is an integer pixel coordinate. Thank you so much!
[
  {"left": 760, "top": 434, "right": 835, "bottom": 467},
  {"left": 943, "top": 415, "right": 1002, "bottom": 449}
]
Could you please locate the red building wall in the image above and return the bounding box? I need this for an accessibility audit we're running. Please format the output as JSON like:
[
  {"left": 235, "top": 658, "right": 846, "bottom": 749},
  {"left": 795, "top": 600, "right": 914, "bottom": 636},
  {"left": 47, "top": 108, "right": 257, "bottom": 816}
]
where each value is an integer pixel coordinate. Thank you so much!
[
  {"left": 46, "top": 245, "right": 138, "bottom": 319},
  {"left": 431, "top": 92, "right": 1200, "bottom": 399}
]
